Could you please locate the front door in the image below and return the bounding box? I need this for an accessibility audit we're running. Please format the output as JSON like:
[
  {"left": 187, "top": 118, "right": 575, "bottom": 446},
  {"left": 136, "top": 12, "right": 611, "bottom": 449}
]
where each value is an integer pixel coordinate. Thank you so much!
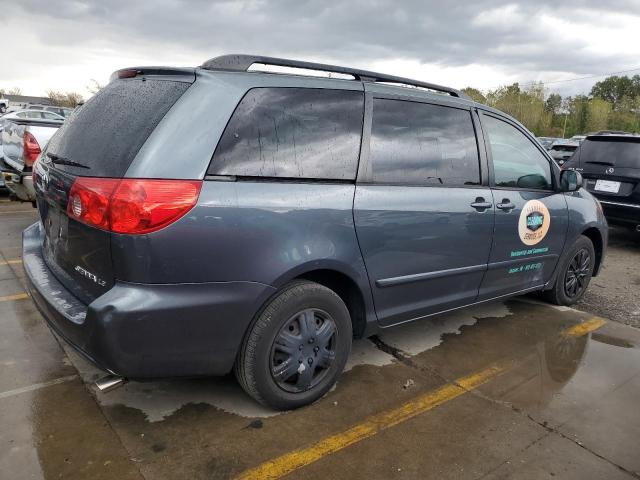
[
  {"left": 477, "top": 113, "right": 568, "bottom": 300},
  {"left": 354, "top": 95, "right": 495, "bottom": 327}
]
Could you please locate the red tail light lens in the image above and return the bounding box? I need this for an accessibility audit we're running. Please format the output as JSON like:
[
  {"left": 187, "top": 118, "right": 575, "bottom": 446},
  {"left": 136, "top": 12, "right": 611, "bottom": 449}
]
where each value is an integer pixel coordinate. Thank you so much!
[
  {"left": 23, "top": 131, "right": 41, "bottom": 167},
  {"left": 67, "top": 178, "right": 119, "bottom": 230},
  {"left": 110, "top": 179, "right": 202, "bottom": 234},
  {"left": 67, "top": 178, "right": 202, "bottom": 234}
]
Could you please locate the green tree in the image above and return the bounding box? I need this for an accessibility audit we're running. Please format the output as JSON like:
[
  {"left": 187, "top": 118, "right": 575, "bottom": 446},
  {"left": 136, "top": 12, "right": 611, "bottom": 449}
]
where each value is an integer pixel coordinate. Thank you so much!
[
  {"left": 545, "top": 93, "right": 562, "bottom": 115},
  {"left": 586, "top": 98, "right": 612, "bottom": 132},
  {"left": 461, "top": 87, "right": 486, "bottom": 104},
  {"left": 590, "top": 75, "right": 640, "bottom": 109},
  {"left": 484, "top": 82, "right": 551, "bottom": 135}
]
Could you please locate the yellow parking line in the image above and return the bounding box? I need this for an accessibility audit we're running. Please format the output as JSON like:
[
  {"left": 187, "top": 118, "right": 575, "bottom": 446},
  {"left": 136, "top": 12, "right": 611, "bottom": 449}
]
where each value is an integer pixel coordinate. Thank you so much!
[
  {"left": 0, "top": 293, "right": 29, "bottom": 302},
  {"left": 235, "top": 316, "right": 608, "bottom": 480},
  {"left": 563, "top": 316, "right": 607, "bottom": 337},
  {"left": 236, "top": 365, "right": 503, "bottom": 480},
  {"left": 0, "top": 259, "right": 22, "bottom": 266}
]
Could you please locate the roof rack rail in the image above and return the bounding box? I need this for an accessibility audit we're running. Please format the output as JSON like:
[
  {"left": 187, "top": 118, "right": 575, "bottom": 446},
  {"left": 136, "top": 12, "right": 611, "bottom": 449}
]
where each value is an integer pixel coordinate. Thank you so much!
[{"left": 201, "top": 54, "right": 470, "bottom": 100}]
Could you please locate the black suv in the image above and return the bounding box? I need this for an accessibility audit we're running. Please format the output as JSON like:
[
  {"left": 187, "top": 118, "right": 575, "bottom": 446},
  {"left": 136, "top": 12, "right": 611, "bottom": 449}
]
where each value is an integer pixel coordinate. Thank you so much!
[{"left": 564, "top": 134, "right": 640, "bottom": 230}]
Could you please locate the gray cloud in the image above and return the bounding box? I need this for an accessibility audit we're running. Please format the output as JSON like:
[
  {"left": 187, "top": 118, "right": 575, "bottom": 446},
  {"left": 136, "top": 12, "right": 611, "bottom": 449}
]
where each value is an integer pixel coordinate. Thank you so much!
[{"left": 5, "top": 0, "right": 640, "bottom": 94}]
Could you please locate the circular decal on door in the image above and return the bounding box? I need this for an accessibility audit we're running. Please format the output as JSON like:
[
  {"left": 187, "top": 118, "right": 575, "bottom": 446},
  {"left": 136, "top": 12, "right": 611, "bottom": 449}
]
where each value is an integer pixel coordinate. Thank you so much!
[{"left": 518, "top": 200, "right": 550, "bottom": 246}]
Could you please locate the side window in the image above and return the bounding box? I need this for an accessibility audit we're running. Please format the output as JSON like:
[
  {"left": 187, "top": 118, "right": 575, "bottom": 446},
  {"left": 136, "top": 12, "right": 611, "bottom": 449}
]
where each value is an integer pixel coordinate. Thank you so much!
[
  {"left": 482, "top": 115, "right": 553, "bottom": 190},
  {"left": 369, "top": 99, "right": 480, "bottom": 186},
  {"left": 209, "top": 88, "right": 364, "bottom": 180}
]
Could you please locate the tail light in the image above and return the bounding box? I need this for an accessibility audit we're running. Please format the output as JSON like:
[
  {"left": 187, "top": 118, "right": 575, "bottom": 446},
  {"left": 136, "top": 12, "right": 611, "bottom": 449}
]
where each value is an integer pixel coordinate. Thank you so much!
[
  {"left": 23, "top": 131, "right": 41, "bottom": 167},
  {"left": 67, "top": 178, "right": 202, "bottom": 234}
]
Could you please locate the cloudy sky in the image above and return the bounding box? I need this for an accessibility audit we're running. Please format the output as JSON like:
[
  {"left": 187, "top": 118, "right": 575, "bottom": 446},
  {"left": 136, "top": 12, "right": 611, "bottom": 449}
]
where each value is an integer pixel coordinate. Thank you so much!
[{"left": 3, "top": 0, "right": 640, "bottom": 99}]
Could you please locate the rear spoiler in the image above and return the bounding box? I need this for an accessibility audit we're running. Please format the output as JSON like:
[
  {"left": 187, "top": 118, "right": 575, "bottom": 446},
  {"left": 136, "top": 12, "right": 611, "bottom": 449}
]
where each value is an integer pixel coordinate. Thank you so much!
[{"left": 109, "top": 67, "right": 196, "bottom": 83}]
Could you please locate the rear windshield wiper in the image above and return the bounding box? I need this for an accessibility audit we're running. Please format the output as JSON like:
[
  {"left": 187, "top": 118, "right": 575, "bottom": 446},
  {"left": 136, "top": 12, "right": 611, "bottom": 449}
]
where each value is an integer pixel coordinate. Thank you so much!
[{"left": 46, "top": 153, "right": 90, "bottom": 169}]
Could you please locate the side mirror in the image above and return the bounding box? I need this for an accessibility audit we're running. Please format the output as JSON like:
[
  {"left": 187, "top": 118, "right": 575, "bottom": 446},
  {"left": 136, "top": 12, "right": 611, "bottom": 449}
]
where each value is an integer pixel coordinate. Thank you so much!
[{"left": 561, "top": 169, "right": 583, "bottom": 192}]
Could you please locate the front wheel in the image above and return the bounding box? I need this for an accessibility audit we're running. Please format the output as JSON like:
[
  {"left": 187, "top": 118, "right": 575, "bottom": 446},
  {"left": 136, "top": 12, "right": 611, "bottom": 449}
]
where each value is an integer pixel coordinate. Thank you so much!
[
  {"left": 543, "top": 235, "right": 595, "bottom": 306},
  {"left": 235, "top": 281, "right": 352, "bottom": 410}
]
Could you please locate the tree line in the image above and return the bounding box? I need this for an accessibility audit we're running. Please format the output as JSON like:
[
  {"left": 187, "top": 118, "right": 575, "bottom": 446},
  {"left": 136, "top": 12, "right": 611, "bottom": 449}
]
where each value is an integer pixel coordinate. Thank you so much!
[
  {"left": 1, "top": 80, "right": 105, "bottom": 108},
  {"left": 463, "top": 75, "right": 640, "bottom": 138}
]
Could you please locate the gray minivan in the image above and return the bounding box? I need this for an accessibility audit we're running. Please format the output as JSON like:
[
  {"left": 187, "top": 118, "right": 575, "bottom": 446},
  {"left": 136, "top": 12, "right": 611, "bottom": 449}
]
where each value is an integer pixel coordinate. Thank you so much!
[{"left": 24, "top": 55, "right": 607, "bottom": 409}]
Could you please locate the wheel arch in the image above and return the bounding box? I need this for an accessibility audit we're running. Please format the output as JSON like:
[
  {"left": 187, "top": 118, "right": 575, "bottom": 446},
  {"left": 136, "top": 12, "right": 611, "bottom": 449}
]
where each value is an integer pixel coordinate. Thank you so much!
[
  {"left": 270, "top": 261, "right": 376, "bottom": 339},
  {"left": 581, "top": 227, "right": 604, "bottom": 276},
  {"left": 294, "top": 269, "right": 368, "bottom": 338}
]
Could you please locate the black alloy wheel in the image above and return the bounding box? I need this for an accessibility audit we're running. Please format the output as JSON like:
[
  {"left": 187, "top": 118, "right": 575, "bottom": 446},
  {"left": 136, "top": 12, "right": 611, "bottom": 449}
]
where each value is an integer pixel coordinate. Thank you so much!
[
  {"left": 543, "top": 235, "right": 595, "bottom": 306},
  {"left": 564, "top": 248, "right": 591, "bottom": 299}
]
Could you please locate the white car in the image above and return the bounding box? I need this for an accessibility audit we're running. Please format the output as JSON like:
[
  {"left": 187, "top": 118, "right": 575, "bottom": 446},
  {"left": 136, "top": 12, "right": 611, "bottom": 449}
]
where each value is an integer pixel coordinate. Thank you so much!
[{"left": 0, "top": 110, "right": 64, "bottom": 201}]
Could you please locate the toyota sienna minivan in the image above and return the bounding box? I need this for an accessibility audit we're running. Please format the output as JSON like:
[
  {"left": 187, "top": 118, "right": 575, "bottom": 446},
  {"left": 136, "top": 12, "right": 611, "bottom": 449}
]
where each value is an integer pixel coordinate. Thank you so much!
[{"left": 24, "top": 55, "right": 607, "bottom": 409}]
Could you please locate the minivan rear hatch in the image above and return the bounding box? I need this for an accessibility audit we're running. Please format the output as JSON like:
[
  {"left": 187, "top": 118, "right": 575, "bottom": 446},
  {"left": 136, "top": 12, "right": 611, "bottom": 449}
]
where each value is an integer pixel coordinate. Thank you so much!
[{"left": 35, "top": 71, "right": 193, "bottom": 304}]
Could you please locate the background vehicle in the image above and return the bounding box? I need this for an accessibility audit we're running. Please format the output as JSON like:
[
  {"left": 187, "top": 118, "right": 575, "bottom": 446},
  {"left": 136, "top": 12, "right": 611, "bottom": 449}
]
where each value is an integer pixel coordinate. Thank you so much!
[
  {"left": 0, "top": 96, "right": 8, "bottom": 114},
  {"left": 11, "top": 109, "right": 65, "bottom": 121},
  {"left": 537, "top": 136, "right": 561, "bottom": 150},
  {"left": 548, "top": 141, "right": 579, "bottom": 166},
  {"left": 26, "top": 104, "right": 74, "bottom": 119},
  {"left": 0, "top": 110, "right": 63, "bottom": 201},
  {"left": 570, "top": 134, "right": 587, "bottom": 143},
  {"left": 564, "top": 133, "right": 640, "bottom": 230},
  {"left": 24, "top": 55, "right": 607, "bottom": 410}
]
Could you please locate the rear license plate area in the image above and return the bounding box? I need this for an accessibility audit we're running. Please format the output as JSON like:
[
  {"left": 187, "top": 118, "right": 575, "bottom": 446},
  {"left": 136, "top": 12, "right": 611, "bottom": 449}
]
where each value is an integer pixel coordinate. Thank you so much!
[{"left": 594, "top": 179, "right": 621, "bottom": 193}]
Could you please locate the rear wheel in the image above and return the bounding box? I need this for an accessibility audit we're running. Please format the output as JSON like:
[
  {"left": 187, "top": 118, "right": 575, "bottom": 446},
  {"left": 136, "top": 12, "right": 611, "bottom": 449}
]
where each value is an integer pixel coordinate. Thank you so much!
[
  {"left": 235, "top": 281, "right": 352, "bottom": 410},
  {"left": 543, "top": 235, "right": 595, "bottom": 306}
]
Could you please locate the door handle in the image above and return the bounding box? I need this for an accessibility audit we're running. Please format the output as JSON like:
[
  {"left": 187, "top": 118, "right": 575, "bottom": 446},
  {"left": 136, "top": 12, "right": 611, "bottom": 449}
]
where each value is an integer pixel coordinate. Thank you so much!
[
  {"left": 496, "top": 199, "right": 515, "bottom": 211},
  {"left": 470, "top": 197, "right": 492, "bottom": 212}
]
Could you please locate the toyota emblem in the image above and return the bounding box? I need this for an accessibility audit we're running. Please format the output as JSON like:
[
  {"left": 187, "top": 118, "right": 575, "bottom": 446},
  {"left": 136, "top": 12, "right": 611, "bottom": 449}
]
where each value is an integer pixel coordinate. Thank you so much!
[{"left": 606, "top": 167, "right": 615, "bottom": 174}]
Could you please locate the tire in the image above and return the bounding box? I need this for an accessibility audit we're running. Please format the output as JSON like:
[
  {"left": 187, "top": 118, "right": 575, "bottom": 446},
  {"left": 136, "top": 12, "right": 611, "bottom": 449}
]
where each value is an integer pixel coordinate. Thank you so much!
[
  {"left": 235, "top": 280, "right": 352, "bottom": 410},
  {"left": 543, "top": 235, "right": 595, "bottom": 306}
]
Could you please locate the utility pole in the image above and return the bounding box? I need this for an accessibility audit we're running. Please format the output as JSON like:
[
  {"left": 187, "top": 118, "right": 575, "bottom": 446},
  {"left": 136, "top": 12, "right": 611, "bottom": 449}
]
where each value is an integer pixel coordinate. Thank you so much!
[{"left": 562, "top": 112, "right": 568, "bottom": 138}]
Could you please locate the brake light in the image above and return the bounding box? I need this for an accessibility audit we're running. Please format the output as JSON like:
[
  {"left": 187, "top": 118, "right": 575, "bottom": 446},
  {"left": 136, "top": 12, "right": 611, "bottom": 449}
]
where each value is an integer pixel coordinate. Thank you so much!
[
  {"left": 67, "top": 178, "right": 202, "bottom": 234},
  {"left": 23, "top": 131, "right": 41, "bottom": 167}
]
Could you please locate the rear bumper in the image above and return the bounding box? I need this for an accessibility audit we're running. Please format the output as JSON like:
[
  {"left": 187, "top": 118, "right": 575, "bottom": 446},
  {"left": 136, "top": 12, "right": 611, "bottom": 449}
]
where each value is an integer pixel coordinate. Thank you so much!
[
  {"left": 23, "top": 222, "right": 276, "bottom": 378},
  {"left": 596, "top": 199, "right": 640, "bottom": 227}
]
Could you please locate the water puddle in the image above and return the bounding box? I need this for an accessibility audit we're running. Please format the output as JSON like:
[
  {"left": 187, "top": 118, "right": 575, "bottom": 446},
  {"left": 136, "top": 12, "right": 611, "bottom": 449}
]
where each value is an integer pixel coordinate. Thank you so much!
[{"left": 65, "top": 300, "right": 512, "bottom": 421}]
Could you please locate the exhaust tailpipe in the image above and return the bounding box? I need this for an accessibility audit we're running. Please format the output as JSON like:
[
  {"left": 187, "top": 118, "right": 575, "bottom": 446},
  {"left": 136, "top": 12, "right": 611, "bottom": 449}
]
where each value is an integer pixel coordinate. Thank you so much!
[
  {"left": 636, "top": 225, "right": 640, "bottom": 233},
  {"left": 95, "top": 375, "right": 126, "bottom": 393}
]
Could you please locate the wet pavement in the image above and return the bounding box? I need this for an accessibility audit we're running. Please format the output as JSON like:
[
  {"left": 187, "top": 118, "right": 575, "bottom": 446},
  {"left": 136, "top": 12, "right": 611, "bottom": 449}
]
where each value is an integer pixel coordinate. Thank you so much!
[{"left": 1, "top": 196, "right": 640, "bottom": 479}]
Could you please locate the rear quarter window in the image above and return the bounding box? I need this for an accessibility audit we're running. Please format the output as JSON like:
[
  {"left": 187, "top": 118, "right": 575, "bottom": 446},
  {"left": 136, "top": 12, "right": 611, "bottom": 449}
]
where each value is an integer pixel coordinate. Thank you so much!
[
  {"left": 208, "top": 87, "right": 364, "bottom": 180},
  {"left": 46, "top": 79, "right": 190, "bottom": 177}
]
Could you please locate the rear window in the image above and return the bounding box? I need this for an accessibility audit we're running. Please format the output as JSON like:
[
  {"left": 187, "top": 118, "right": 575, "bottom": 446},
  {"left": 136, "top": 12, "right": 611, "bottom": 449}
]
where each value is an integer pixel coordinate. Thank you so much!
[
  {"left": 579, "top": 137, "right": 640, "bottom": 169},
  {"left": 551, "top": 145, "right": 577, "bottom": 152},
  {"left": 208, "top": 87, "right": 364, "bottom": 180},
  {"left": 46, "top": 79, "right": 190, "bottom": 177}
]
